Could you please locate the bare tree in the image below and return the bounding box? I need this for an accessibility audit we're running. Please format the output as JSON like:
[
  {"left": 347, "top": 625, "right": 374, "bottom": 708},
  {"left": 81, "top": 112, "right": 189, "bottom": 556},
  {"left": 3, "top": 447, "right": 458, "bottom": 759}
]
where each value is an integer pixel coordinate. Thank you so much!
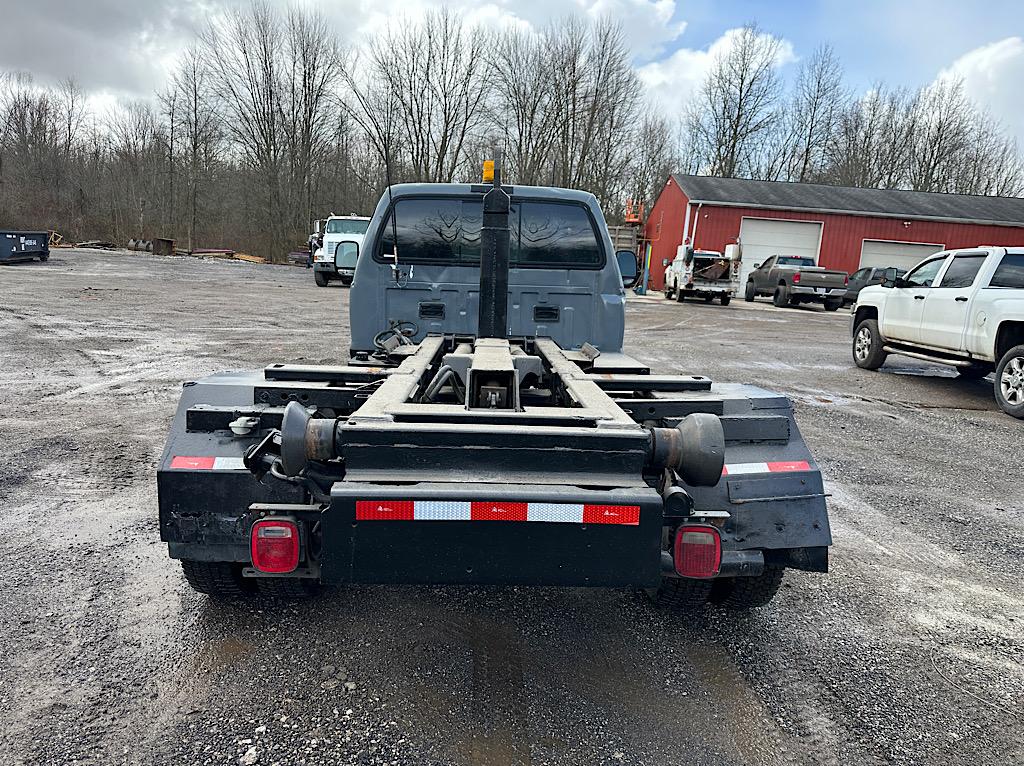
[
  {"left": 824, "top": 85, "right": 916, "bottom": 189},
  {"left": 787, "top": 45, "right": 845, "bottom": 182},
  {"left": 685, "top": 24, "right": 786, "bottom": 178},
  {"left": 171, "top": 46, "right": 222, "bottom": 250},
  {"left": 488, "top": 27, "right": 559, "bottom": 185},
  {"left": 625, "top": 109, "right": 678, "bottom": 214},
  {"left": 348, "top": 10, "right": 488, "bottom": 184}
]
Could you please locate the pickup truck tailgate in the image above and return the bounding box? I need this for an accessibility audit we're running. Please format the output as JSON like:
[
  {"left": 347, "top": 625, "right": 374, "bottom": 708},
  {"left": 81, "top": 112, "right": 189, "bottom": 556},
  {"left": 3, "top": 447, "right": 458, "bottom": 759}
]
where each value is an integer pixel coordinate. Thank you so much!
[{"left": 796, "top": 269, "right": 846, "bottom": 289}]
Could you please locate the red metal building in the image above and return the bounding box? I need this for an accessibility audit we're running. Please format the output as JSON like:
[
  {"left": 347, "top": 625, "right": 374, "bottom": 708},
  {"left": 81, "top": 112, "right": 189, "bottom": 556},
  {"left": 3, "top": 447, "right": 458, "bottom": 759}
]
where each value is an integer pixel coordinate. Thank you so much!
[{"left": 642, "top": 175, "right": 1024, "bottom": 291}]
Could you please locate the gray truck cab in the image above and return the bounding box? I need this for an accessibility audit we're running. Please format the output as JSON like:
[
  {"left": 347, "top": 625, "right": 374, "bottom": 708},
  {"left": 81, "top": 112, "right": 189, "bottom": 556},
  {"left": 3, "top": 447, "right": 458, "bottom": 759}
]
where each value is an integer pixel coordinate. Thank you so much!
[{"left": 349, "top": 183, "right": 629, "bottom": 355}]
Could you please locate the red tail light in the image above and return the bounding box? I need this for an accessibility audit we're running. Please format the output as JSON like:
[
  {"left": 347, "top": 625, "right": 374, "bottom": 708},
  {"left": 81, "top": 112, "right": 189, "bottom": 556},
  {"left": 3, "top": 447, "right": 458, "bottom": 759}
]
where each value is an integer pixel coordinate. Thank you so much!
[
  {"left": 251, "top": 519, "right": 300, "bottom": 573},
  {"left": 844, "top": 273, "right": 849, "bottom": 285},
  {"left": 792, "top": 272, "right": 801, "bottom": 284},
  {"left": 673, "top": 525, "right": 722, "bottom": 578}
]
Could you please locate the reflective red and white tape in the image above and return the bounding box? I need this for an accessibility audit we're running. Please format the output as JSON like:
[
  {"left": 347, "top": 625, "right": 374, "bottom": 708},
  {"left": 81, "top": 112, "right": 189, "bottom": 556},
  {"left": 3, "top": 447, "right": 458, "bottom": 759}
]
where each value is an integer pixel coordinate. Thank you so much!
[
  {"left": 722, "top": 460, "right": 810, "bottom": 476},
  {"left": 355, "top": 500, "right": 640, "bottom": 525},
  {"left": 170, "top": 456, "right": 246, "bottom": 470}
]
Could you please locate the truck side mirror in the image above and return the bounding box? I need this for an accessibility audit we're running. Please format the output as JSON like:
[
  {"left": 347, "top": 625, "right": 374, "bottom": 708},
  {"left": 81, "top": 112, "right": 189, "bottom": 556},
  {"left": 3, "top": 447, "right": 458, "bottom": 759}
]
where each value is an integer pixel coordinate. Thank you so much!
[
  {"left": 880, "top": 267, "right": 898, "bottom": 288},
  {"left": 616, "top": 250, "right": 639, "bottom": 288},
  {"left": 753, "top": 262, "right": 762, "bottom": 269}
]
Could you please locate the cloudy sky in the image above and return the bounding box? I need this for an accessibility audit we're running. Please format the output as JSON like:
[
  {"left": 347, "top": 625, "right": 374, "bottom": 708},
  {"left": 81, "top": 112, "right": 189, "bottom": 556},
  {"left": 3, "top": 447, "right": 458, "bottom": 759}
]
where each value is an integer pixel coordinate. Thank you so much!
[{"left": 3, "top": 0, "right": 1023, "bottom": 143}]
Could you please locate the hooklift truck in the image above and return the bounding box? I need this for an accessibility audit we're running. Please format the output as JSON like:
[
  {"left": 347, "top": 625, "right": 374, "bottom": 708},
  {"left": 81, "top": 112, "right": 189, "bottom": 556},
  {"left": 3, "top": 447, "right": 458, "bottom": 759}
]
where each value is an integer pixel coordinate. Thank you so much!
[{"left": 157, "top": 158, "right": 831, "bottom": 610}]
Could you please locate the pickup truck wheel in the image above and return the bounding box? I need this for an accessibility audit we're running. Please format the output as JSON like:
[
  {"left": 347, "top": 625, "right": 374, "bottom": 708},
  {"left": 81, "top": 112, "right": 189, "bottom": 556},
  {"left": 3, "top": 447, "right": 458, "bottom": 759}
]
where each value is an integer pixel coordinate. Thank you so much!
[
  {"left": 995, "top": 344, "right": 1024, "bottom": 418},
  {"left": 646, "top": 576, "right": 713, "bottom": 612},
  {"left": 257, "top": 577, "right": 321, "bottom": 599},
  {"left": 675, "top": 289, "right": 685, "bottom": 303},
  {"left": 853, "top": 318, "right": 887, "bottom": 370},
  {"left": 712, "top": 566, "right": 785, "bottom": 610},
  {"left": 720, "top": 295, "right": 731, "bottom": 306},
  {"left": 180, "top": 560, "right": 255, "bottom": 598},
  {"left": 772, "top": 285, "right": 789, "bottom": 308},
  {"left": 823, "top": 298, "right": 843, "bottom": 311},
  {"left": 664, "top": 285, "right": 674, "bottom": 299},
  {"left": 744, "top": 281, "right": 755, "bottom": 302},
  {"left": 314, "top": 271, "right": 329, "bottom": 287}
]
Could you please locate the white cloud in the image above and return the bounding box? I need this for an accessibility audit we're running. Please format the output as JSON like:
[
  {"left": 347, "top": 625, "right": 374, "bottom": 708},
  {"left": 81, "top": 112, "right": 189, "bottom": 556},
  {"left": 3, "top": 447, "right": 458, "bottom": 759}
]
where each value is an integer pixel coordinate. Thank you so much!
[
  {"left": 0, "top": 0, "right": 687, "bottom": 100},
  {"left": 637, "top": 27, "right": 796, "bottom": 116},
  {"left": 937, "top": 37, "right": 1024, "bottom": 146},
  {"left": 584, "top": 0, "right": 686, "bottom": 60}
]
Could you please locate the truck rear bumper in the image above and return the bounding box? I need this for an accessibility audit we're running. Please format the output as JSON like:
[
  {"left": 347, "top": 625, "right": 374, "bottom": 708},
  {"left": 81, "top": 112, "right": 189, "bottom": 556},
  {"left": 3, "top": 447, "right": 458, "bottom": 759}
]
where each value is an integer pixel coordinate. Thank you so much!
[
  {"left": 790, "top": 286, "right": 846, "bottom": 299},
  {"left": 319, "top": 482, "right": 665, "bottom": 587}
]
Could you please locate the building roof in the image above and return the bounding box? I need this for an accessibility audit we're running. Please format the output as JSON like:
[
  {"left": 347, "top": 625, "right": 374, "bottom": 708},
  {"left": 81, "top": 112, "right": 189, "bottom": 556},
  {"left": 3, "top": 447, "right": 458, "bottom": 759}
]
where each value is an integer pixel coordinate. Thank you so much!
[{"left": 672, "top": 175, "right": 1024, "bottom": 227}]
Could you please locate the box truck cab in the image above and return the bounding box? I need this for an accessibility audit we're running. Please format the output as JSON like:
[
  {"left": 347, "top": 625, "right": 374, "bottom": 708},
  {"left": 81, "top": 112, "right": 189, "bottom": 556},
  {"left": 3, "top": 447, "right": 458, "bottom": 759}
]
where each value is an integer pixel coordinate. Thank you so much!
[{"left": 313, "top": 215, "right": 371, "bottom": 287}]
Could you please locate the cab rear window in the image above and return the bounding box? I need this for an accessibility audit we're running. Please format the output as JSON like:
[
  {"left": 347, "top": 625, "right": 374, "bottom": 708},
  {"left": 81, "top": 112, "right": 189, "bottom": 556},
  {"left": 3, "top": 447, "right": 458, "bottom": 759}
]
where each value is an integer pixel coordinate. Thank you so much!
[
  {"left": 989, "top": 254, "right": 1024, "bottom": 289},
  {"left": 377, "top": 197, "right": 604, "bottom": 268}
]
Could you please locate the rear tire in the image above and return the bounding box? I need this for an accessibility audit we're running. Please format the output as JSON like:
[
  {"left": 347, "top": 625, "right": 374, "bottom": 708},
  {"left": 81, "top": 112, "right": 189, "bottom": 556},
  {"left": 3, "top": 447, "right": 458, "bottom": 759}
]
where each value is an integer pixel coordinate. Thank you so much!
[
  {"left": 664, "top": 284, "right": 674, "bottom": 299},
  {"left": 994, "top": 344, "right": 1024, "bottom": 419},
  {"left": 773, "top": 285, "right": 789, "bottom": 308},
  {"left": 744, "top": 281, "right": 755, "bottom": 302},
  {"left": 646, "top": 576, "right": 713, "bottom": 612},
  {"left": 823, "top": 297, "right": 843, "bottom": 311},
  {"left": 711, "top": 566, "right": 785, "bottom": 610},
  {"left": 675, "top": 288, "right": 685, "bottom": 303},
  {"left": 314, "top": 271, "right": 329, "bottom": 287},
  {"left": 180, "top": 560, "right": 254, "bottom": 598},
  {"left": 720, "top": 295, "right": 731, "bottom": 306},
  {"left": 853, "top": 318, "right": 887, "bottom": 370},
  {"left": 340, "top": 275, "right": 353, "bottom": 287},
  {"left": 256, "top": 577, "right": 321, "bottom": 599}
]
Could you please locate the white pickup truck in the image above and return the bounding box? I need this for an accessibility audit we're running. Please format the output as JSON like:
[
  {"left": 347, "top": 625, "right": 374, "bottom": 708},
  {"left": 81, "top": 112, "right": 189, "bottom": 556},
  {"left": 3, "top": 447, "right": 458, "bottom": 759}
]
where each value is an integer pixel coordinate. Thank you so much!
[{"left": 851, "top": 246, "right": 1024, "bottom": 418}]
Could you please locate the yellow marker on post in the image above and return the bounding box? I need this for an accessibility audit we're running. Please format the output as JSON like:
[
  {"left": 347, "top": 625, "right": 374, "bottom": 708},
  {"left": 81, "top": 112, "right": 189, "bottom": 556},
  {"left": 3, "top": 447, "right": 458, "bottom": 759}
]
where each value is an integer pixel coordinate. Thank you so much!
[{"left": 482, "top": 160, "right": 495, "bottom": 183}]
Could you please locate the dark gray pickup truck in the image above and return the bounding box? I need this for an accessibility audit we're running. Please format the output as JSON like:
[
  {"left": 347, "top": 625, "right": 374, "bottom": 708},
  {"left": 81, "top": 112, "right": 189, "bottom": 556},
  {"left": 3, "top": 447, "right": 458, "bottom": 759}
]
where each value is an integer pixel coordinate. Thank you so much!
[{"left": 744, "top": 255, "right": 848, "bottom": 311}]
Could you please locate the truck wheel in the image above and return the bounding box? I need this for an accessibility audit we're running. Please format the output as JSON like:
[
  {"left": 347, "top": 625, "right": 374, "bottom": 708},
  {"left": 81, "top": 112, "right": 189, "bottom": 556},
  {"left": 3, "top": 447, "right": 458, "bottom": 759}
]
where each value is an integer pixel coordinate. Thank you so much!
[
  {"left": 180, "top": 560, "right": 255, "bottom": 598},
  {"left": 257, "top": 577, "right": 321, "bottom": 599},
  {"left": 995, "top": 344, "right": 1024, "bottom": 418},
  {"left": 675, "top": 289, "right": 685, "bottom": 303},
  {"left": 340, "top": 275, "right": 353, "bottom": 287},
  {"left": 314, "top": 271, "right": 329, "bottom": 287},
  {"left": 852, "top": 318, "right": 887, "bottom": 370},
  {"left": 744, "top": 281, "right": 755, "bottom": 302},
  {"left": 664, "top": 285, "right": 674, "bottom": 299},
  {"left": 823, "top": 298, "right": 843, "bottom": 312},
  {"left": 703, "top": 295, "right": 714, "bottom": 303},
  {"left": 772, "top": 285, "right": 789, "bottom": 308},
  {"left": 720, "top": 295, "right": 731, "bottom": 306},
  {"left": 711, "top": 566, "right": 785, "bottom": 609},
  {"left": 646, "top": 577, "right": 713, "bottom": 611}
]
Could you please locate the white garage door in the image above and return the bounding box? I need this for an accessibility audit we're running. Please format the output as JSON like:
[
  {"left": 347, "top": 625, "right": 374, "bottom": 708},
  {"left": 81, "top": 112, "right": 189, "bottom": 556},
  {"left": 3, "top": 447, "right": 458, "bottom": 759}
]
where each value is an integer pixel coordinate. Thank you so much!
[
  {"left": 738, "top": 217, "right": 823, "bottom": 286},
  {"left": 859, "top": 240, "right": 943, "bottom": 270}
]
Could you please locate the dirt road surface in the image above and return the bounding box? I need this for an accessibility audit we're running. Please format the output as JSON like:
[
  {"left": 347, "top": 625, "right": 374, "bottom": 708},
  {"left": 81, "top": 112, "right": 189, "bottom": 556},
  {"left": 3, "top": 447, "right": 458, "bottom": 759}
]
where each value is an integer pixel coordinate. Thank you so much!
[{"left": 1, "top": 250, "right": 1020, "bottom": 766}]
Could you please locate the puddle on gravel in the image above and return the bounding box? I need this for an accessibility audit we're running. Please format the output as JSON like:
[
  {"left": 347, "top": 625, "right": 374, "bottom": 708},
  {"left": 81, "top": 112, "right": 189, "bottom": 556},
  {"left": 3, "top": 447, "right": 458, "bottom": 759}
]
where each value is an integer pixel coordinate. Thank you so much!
[{"left": 685, "top": 645, "right": 788, "bottom": 765}]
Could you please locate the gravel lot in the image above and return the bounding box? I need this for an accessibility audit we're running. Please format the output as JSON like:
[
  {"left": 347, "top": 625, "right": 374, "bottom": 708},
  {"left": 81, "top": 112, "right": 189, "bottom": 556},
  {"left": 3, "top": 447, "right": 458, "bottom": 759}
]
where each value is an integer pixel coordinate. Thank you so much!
[{"left": 1, "top": 249, "right": 1021, "bottom": 766}]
